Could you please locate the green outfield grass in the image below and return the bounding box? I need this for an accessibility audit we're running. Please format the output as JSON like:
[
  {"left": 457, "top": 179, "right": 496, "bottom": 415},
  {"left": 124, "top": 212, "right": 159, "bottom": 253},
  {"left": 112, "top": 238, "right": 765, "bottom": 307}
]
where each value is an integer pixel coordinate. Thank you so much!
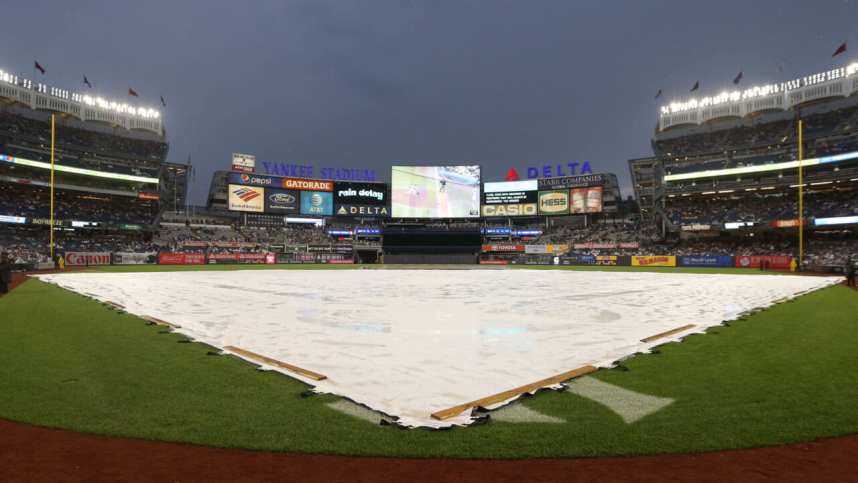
[{"left": 1, "top": 266, "right": 856, "bottom": 458}]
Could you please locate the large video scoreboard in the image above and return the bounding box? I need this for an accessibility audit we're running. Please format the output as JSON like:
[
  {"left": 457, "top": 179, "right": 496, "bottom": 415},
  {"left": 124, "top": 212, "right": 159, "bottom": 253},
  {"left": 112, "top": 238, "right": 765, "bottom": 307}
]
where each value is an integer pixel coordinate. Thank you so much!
[{"left": 226, "top": 169, "right": 606, "bottom": 218}]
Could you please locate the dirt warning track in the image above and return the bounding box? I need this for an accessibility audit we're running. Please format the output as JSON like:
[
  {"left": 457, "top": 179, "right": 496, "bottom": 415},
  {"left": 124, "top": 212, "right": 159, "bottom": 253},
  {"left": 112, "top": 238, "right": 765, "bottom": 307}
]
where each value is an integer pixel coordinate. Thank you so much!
[{"left": 2, "top": 418, "right": 858, "bottom": 483}]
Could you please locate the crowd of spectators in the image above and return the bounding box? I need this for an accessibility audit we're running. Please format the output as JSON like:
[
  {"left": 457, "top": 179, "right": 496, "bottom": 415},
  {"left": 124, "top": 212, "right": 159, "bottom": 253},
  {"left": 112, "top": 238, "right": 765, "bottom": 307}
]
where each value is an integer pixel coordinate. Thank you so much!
[
  {"left": 0, "top": 182, "right": 158, "bottom": 225},
  {"left": 0, "top": 110, "right": 167, "bottom": 168},
  {"left": 666, "top": 188, "right": 858, "bottom": 226},
  {"left": 655, "top": 104, "right": 858, "bottom": 184},
  {"left": 3, "top": 215, "right": 856, "bottom": 269}
]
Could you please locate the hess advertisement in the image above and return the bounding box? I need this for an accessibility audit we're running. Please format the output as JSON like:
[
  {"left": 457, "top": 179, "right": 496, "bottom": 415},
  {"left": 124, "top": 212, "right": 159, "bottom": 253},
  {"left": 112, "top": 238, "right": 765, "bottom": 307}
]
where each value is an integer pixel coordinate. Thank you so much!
[
  {"left": 537, "top": 190, "right": 570, "bottom": 215},
  {"left": 481, "top": 180, "right": 538, "bottom": 217},
  {"left": 264, "top": 188, "right": 299, "bottom": 214},
  {"left": 391, "top": 165, "right": 481, "bottom": 218},
  {"left": 228, "top": 184, "right": 264, "bottom": 212},
  {"left": 334, "top": 182, "right": 390, "bottom": 218},
  {"left": 300, "top": 191, "right": 333, "bottom": 216}
]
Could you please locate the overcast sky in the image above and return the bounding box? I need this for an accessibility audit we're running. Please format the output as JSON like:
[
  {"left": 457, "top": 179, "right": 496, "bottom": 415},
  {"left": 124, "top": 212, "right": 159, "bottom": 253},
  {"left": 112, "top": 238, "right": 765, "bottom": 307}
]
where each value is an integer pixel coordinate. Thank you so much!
[{"left": 2, "top": 0, "right": 856, "bottom": 202}]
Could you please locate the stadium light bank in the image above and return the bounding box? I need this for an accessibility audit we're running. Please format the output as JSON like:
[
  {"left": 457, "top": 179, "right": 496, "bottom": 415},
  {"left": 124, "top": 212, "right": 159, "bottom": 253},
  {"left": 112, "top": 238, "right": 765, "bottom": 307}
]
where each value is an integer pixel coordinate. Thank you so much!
[
  {"left": 659, "top": 62, "right": 858, "bottom": 115},
  {"left": 0, "top": 68, "right": 160, "bottom": 120}
]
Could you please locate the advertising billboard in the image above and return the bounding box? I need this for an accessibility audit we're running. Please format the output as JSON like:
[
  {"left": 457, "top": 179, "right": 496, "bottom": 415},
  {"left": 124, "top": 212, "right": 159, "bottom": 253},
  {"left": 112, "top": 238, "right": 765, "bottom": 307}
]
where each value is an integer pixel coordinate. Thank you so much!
[
  {"left": 112, "top": 252, "right": 157, "bottom": 265},
  {"left": 538, "top": 174, "right": 604, "bottom": 190},
  {"left": 678, "top": 256, "right": 735, "bottom": 268},
  {"left": 537, "top": 190, "right": 570, "bottom": 215},
  {"left": 334, "top": 205, "right": 389, "bottom": 217},
  {"left": 283, "top": 177, "right": 334, "bottom": 191},
  {"left": 206, "top": 253, "right": 269, "bottom": 264},
  {"left": 570, "top": 186, "right": 603, "bottom": 214},
  {"left": 481, "top": 180, "right": 538, "bottom": 217},
  {"left": 334, "top": 182, "right": 388, "bottom": 205},
  {"left": 228, "top": 172, "right": 278, "bottom": 187},
  {"left": 481, "top": 244, "right": 525, "bottom": 252},
  {"left": 391, "top": 165, "right": 481, "bottom": 218},
  {"left": 300, "top": 191, "right": 333, "bottom": 216},
  {"left": 264, "top": 188, "right": 299, "bottom": 214},
  {"left": 333, "top": 182, "right": 390, "bottom": 217},
  {"left": 64, "top": 252, "right": 112, "bottom": 266},
  {"left": 227, "top": 172, "right": 335, "bottom": 191},
  {"left": 631, "top": 256, "right": 677, "bottom": 267},
  {"left": 228, "top": 184, "right": 264, "bottom": 212},
  {"left": 158, "top": 253, "right": 206, "bottom": 265},
  {"left": 735, "top": 255, "right": 793, "bottom": 269},
  {"left": 232, "top": 153, "right": 256, "bottom": 173}
]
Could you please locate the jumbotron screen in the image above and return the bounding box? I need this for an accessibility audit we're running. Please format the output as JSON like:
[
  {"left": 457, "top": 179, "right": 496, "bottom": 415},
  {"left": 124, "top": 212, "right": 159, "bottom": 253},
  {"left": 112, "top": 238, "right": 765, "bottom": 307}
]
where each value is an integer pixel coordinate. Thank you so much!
[{"left": 391, "top": 166, "right": 481, "bottom": 218}]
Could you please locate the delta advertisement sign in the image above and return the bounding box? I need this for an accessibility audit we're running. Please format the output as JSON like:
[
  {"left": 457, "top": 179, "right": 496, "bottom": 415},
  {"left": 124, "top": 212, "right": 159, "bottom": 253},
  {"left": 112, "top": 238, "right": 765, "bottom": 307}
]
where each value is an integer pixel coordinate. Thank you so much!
[
  {"left": 333, "top": 182, "right": 390, "bottom": 218},
  {"left": 505, "top": 162, "right": 595, "bottom": 180}
]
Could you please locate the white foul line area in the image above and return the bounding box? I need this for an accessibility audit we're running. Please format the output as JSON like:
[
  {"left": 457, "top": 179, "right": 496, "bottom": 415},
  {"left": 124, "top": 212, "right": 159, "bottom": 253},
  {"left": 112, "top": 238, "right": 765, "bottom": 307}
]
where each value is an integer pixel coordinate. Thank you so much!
[{"left": 37, "top": 269, "right": 840, "bottom": 428}]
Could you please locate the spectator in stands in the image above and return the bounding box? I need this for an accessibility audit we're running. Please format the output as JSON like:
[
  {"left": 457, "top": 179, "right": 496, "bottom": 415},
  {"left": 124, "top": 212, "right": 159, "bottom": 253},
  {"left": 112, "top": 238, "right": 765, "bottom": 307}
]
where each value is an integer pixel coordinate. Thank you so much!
[
  {"left": 0, "top": 252, "right": 11, "bottom": 294},
  {"left": 847, "top": 258, "right": 855, "bottom": 287}
]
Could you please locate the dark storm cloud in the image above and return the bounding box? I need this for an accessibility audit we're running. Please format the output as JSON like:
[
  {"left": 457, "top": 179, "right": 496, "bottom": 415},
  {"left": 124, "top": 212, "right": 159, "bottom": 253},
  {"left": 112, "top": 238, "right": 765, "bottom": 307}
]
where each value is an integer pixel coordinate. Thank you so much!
[{"left": 2, "top": 0, "right": 856, "bottom": 201}]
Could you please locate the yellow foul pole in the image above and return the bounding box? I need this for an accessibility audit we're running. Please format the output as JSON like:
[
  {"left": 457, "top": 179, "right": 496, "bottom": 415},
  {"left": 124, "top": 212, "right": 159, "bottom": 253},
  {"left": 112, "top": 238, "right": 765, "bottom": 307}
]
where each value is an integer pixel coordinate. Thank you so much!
[
  {"left": 797, "top": 119, "right": 804, "bottom": 266},
  {"left": 50, "top": 114, "right": 55, "bottom": 259}
]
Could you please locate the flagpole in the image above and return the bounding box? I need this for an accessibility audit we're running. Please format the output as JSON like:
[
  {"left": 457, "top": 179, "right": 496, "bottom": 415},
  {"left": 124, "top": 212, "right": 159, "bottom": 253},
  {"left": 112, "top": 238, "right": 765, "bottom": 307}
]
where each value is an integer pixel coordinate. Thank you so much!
[
  {"left": 797, "top": 119, "right": 804, "bottom": 267},
  {"left": 50, "top": 114, "right": 56, "bottom": 260}
]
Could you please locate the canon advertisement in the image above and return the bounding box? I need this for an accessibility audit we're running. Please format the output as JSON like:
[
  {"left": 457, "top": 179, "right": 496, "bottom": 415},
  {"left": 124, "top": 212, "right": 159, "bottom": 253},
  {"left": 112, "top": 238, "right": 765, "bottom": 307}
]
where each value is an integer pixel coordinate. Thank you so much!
[
  {"left": 64, "top": 252, "right": 112, "bottom": 266},
  {"left": 481, "top": 180, "right": 538, "bottom": 217},
  {"left": 334, "top": 182, "right": 390, "bottom": 218}
]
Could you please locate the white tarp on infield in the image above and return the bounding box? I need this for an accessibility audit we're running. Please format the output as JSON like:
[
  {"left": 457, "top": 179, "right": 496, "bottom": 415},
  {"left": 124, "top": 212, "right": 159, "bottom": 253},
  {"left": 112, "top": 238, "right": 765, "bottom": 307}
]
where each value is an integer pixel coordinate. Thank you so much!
[{"left": 36, "top": 270, "right": 840, "bottom": 427}]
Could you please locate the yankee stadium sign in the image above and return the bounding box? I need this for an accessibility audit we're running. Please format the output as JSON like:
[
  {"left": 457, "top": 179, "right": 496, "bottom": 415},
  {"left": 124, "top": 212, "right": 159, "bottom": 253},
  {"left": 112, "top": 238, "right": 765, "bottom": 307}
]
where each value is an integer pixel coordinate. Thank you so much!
[{"left": 260, "top": 161, "right": 377, "bottom": 181}]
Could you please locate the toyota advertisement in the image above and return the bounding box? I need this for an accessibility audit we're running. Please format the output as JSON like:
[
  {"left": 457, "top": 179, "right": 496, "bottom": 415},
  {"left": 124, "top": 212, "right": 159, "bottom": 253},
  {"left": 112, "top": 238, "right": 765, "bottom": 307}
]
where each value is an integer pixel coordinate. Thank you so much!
[
  {"left": 481, "top": 180, "right": 538, "bottom": 217},
  {"left": 334, "top": 182, "right": 390, "bottom": 218}
]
